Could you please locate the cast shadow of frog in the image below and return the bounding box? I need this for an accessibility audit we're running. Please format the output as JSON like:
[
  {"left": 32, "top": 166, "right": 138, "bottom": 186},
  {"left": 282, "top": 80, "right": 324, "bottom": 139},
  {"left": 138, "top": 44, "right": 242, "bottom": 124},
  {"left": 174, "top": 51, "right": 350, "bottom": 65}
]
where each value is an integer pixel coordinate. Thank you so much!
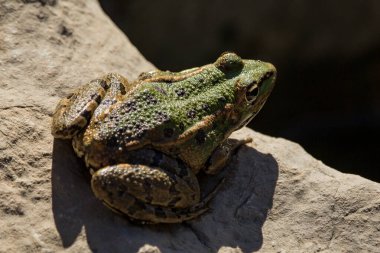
[{"left": 51, "top": 138, "right": 278, "bottom": 253}]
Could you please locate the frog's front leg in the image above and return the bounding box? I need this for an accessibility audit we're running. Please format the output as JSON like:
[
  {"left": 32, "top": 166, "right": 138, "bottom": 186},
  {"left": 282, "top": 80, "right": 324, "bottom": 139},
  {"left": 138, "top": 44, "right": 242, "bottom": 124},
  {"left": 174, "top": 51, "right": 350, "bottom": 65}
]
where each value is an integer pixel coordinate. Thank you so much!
[
  {"left": 204, "top": 137, "right": 252, "bottom": 175},
  {"left": 51, "top": 73, "right": 129, "bottom": 139},
  {"left": 91, "top": 163, "right": 205, "bottom": 223}
]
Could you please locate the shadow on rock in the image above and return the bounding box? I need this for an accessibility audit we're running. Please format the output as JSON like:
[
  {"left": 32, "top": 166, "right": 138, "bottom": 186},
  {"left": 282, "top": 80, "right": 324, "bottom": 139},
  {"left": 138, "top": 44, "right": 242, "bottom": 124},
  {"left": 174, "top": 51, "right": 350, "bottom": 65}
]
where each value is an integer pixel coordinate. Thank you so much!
[
  {"left": 183, "top": 144, "right": 279, "bottom": 252},
  {"left": 51, "top": 139, "right": 278, "bottom": 253},
  {"left": 51, "top": 139, "right": 102, "bottom": 247}
]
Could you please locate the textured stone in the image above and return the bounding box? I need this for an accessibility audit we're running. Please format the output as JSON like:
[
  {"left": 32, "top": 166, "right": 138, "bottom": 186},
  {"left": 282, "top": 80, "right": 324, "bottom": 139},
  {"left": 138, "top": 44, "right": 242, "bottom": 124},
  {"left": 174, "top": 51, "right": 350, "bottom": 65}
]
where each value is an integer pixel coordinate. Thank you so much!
[{"left": 0, "top": 1, "right": 379, "bottom": 253}]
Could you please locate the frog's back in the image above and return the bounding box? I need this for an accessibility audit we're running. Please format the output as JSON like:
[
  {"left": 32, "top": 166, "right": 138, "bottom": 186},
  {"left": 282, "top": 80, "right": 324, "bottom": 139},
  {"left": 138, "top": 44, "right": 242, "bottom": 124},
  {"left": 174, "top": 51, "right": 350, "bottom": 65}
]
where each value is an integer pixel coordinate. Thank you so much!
[
  {"left": 84, "top": 66, "right": 235, "bottom": 148},
  {"left": 83, "top": 53, "right": 276, "bottom": 170}
]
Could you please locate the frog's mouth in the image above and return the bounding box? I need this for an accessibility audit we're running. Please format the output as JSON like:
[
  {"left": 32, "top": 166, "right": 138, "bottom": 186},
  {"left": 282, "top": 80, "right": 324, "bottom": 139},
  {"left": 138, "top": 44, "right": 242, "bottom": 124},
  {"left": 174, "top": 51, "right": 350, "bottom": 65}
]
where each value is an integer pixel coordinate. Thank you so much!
[{"left": 237, "top": 110, "right": 259, "bottom": 129}]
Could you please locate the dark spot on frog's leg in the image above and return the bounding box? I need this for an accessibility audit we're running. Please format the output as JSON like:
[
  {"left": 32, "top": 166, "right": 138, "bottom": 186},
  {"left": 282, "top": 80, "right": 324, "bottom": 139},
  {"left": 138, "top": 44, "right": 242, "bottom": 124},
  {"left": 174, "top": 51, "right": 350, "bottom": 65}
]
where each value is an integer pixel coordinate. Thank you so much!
[
  {"left": 204, "top": 156, "right": 212, "bottom": 169},
  {"left": 135, "top": 129, "right": 147, "bottom": 139},
  {"left": 140, "top": 90, "right": 158, "bottom": 105},
  {"left": 116, "top": 185, "right": 127, "bottom": 198},
  {"left": 145, "top": 195, "right": 153, "bottom": 204},
  {"left": 201, "top": 103, "right": 210, "bottom": 112},
  {"left": 169, "top": 182, "right": 180, "bottom": 195},
  {"left": 105, "top": 190, "right": 114, "bottom": 203},
  {"left": 123, "top": 100, "right": 137, "bottom": 113},
  {"left": 142, "top": 178, "right": 153, "bottom": 203},
  {"left": 67, "top": 129, "right": 76, "bottom": 137},
  {"left": 67, "top": 123, "right": 85, "bottom": 136},
  {"left": 96, "top": 95, "right": 103, "bottom": 104},
  {"left": 99, "top": 79, "right": 108, "bottom": 89},
  {"left": 81, "top": 109, "right": 92, "bottom": 120},
  {"left": 164, "top": 128, "right": 174, "bottom": 138},
  {"left": 88, "top": 92, "right": 102, "bottom": 104},
  {"left": 107, "top": 158, "right": 117, "bottom": 166},
  {"left": 155, "top": 111, "right": 170, "bottom": 123},
  {"left": 218, "top": 97, "right": 227, "bottom": 103},
  {"left": 187, "top": 109, "right": 197, "bottom": 119},
  {"left": 177, "top": 162, "right": 189, "bottom": 178},
  {"left": 147, "top": 95, "right": 157, "bottom": 105},
  {"left": 195, "top": 130, "right": 206, "bottom": 145},
  {"left": 212, "top": 121, "right": 218, "bottom": 130},
  {"left": 118, "top": 82, "right": 126, "bottom": 95},
  {"left": 107, "top": 134, "right": 120, "bottom": 148},
  {"left": 154, "top": 207, "right": 168, "bottom": 219},
  {"left": 175, "top": 88, "right": 186, "bottom": 97},
  {"left": 167, "top": 196, "right": 182, "bottom": 208},
  {"left": 152, "top": 151, "right": 163, "bottom": 166},
  {"left": 126, "top": 198, "right": 145, "bottom": 216},
  {"left": 71, "top": 123, "right": 83, "bottom": 132}
]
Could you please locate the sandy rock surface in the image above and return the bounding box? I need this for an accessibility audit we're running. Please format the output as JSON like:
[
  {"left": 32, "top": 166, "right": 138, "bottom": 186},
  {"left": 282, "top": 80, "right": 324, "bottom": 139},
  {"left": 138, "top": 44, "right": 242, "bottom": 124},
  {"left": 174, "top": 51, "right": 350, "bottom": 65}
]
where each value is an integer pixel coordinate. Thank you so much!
[{"left": 0, "top": 1, "right": 379, "bottom": 253}]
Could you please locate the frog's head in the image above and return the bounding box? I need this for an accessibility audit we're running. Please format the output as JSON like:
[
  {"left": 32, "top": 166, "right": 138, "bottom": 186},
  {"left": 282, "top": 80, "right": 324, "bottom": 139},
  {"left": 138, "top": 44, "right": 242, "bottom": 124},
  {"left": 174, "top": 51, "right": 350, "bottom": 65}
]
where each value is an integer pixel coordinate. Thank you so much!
[{"left": 214, "top": 52, "right": 276, "bottom": 132}]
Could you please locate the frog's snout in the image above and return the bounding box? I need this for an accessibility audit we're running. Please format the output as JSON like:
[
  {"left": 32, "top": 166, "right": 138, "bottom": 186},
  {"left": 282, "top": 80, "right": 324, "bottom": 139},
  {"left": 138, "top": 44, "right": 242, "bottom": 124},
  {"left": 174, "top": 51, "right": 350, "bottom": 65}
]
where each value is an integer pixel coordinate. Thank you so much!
[
  {"left": 245, "top": 64, "right": 276, "bottom": 104},
  {"left": 263, "top": 63, "right": 277, "bottom": 83},
  {"left": 266, "top": 62, "right": 276, "bottom": 74},
  {"left": 258, "top": 63, "right": 276, "bottom": 96}
]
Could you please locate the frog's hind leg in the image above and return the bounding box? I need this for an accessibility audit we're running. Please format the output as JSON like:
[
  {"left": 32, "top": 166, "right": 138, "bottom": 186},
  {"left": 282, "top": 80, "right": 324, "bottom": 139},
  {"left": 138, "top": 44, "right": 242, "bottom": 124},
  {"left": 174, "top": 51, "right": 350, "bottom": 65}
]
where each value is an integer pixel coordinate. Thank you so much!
[
  {"left": 51, "top": 73, "right": 129, "bottom": 139},
  {"left": 91, "top": 163, "right": 215, "bottom": 223},
  {"left": 103, "top": 194, "right": 211, "bottom": 224}
]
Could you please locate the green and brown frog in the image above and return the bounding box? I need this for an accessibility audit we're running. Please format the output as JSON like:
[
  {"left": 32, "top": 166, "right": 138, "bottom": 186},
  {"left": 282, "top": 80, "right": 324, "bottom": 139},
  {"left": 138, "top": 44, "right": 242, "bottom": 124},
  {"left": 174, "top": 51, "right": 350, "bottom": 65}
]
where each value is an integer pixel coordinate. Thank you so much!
[{"left": 51, "top": 52, "right": 276, "bottom": 223}]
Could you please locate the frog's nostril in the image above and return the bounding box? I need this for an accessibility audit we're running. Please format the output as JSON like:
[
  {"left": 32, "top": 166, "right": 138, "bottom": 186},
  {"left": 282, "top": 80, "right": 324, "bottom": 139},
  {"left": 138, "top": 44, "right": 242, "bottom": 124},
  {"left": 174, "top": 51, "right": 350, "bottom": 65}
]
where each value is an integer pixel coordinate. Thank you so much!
[
  {"left": 263, "top": 71, "right": 274, "bottom": 81},
  {"left": 256, "top": 71, "right": 275, "bottom": 90}
]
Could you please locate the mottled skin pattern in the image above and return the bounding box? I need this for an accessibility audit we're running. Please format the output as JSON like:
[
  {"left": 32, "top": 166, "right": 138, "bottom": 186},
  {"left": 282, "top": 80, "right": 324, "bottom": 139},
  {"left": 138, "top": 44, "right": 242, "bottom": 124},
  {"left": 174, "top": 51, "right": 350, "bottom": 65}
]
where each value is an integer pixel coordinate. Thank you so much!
[{"left": 51, "top": 52, "right": 276, "bottom": 223}]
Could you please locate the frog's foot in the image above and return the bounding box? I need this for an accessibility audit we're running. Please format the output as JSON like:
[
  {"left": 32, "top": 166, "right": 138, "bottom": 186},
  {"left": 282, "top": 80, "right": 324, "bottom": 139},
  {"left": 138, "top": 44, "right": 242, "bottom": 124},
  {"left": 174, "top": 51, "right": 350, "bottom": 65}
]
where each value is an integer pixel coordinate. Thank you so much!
[
  {"left": 204, "top": 137, "right": 252, "bottom": 175},
  {"left": 51, "top": 73, "right": 128, "bottom": 139},
  {"left": 91, "top": 163, "right": 207, "bottom": 223},
  {"left": 103, "top": 195, "right": 210, "bottom": 224}
]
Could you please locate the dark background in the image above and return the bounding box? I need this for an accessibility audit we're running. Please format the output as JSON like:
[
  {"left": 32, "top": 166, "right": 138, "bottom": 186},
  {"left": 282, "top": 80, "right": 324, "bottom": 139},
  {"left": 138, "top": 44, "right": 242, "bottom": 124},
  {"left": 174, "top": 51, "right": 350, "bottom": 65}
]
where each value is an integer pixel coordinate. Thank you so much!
[{"left": 99, "top": 0, "right": 380, "bottom": 182}]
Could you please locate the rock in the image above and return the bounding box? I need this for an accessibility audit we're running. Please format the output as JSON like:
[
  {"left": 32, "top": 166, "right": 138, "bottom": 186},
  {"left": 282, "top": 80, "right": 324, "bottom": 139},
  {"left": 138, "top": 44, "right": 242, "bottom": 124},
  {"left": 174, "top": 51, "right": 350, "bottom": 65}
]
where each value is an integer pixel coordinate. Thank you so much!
[{"left": 0, "top": 1, "right": 379, "bottom": 253}]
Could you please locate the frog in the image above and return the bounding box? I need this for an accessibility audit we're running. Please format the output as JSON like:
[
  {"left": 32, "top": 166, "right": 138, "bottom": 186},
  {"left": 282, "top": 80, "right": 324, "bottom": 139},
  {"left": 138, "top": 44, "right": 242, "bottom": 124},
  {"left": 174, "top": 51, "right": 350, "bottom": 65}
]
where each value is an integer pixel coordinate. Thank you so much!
[{"left": 51, "top": 52, "right": 276, "bottom": 224}]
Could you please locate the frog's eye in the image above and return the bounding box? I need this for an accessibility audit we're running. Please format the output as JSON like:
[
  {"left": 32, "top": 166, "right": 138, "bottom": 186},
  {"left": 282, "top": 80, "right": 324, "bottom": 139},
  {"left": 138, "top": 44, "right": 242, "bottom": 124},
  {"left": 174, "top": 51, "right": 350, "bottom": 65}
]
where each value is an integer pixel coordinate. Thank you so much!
[
  {"left": 246, "top": 83, "right": 259, "bottom": 103},
  {"left": 215, "top": 52, "right": 243, "bottom": 72}
]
